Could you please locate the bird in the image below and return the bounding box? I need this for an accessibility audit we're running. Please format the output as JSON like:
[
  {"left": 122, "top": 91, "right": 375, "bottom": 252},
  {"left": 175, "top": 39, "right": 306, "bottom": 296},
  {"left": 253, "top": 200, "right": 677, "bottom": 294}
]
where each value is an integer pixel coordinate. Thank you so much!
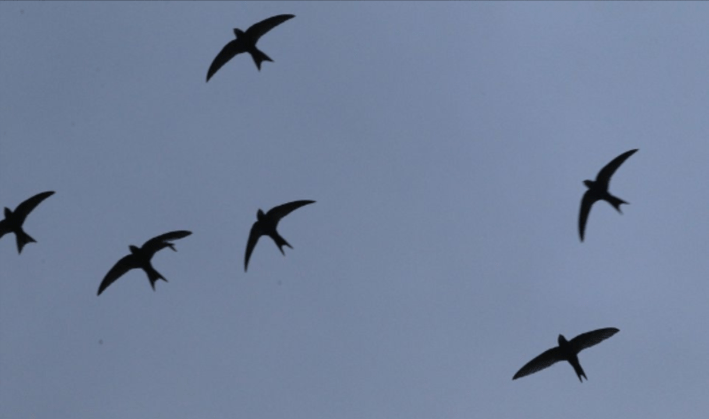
[
  {"left": 97, "top": 230, "right": 191, "bottom": 296},
  {"left": 579, "top": 149, "right": 638, "bottom": 241},
  {"left": 206, "top": 14, "right": 295, "bottom": 81},
  {"left": 513, "top": 327, "right": 619, "bottom": 382},
  {"left": 0, "top": 191, "right": 55, "bottom": 254},
  {"left": 244, "top": 200, "right": 315, "bottom": 272}
]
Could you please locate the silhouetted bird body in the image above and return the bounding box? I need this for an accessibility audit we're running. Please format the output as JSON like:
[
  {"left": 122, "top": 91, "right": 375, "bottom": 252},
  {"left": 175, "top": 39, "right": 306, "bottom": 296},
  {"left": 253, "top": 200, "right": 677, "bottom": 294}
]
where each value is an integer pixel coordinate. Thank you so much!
[
  {"left": 244, "top": 200, "right": 315, "bottom": 272},
  {"left": 513, "top": 327, "right": 619, "bottom": 382},
  {"left": 206, "top": 14, "right": 295, "bottom": 81},
  {"left": 579, "top": 149, "right": 638, "bottom": 241},
  {"left": 97, "top": 231, "right": 191, "bottom": 295},
  {"left": 0, "top": 191, "right": 55, "bottom": 254}
]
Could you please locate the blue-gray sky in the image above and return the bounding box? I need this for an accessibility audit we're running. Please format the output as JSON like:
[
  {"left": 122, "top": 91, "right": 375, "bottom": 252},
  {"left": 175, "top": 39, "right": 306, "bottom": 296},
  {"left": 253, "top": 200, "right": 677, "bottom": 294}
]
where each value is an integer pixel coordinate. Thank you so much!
[{"left": 2, "top": 2, "right": 708, "bottom": 418}]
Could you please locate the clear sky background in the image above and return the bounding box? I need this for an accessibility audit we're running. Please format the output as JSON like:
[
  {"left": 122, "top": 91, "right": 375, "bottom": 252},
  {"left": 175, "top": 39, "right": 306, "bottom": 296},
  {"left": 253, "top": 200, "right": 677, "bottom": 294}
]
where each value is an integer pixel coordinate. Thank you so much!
[{"left": 2, "top": 2, "right": 708, "bottom": 418}]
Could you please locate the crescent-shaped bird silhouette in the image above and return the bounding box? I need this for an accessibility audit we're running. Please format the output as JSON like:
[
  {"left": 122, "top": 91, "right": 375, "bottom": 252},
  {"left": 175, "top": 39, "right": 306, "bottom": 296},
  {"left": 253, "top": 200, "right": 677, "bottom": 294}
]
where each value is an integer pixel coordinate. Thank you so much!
[
  {"left": 513, "top": 327, "right": 619, "bottom": 382},
  {"left": 0, "top": 191, "right": 55, "bottom": 254},
  {"left": 244, "top": 200, "right": 315, "bottom": 272},
  {"left": 97, "top": 230, "right": 192, "bottom": 296},
  {"left": 579, "top": 149, "right": 638, "bottom": 241},
  {"left": 206, "top": 14, "right": 295, "bottom": 81}
]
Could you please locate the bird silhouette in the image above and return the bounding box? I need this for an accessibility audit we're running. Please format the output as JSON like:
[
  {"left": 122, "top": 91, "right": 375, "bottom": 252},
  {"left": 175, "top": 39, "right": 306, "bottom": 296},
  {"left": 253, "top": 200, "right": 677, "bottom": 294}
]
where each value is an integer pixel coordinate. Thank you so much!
[
  {"left": 97, "top": 230, "right": 191, "bottom": 296},
  {"left": 0, "top": 191, "right": 55, "bottom": 254},
  {"left": 244, "top": 200, "right": 315, "bottom": 272},
  {"left": 513, "top": 327, "right": 619, "bottom": 382},
  {"left": 206, "top": 14, "right": 295, "bottom": 81},
  {"left": 579, "top": 149, "right": 638, "bottom": 241}
]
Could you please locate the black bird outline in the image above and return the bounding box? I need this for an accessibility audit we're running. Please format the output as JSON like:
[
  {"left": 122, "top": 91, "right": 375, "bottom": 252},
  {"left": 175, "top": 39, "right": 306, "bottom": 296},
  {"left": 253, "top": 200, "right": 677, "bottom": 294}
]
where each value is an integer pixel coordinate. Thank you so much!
[
  {"left": 579, "top": 149, "right": 638, "bottom": 241},
  {"left": 513, "top": 327, "right": 619, "bottom": 382},
  {"left": 97, "top": 230, "right": 192, "bottom": 296},
  {"left": 0, "top": 191, "right": 55, "bottom": 254},
  {"left": 206, "top": 14, "right": 295, "bottom": 81},
  {"left": 244, "top": 200, "right": 315, "bottom": 272}
]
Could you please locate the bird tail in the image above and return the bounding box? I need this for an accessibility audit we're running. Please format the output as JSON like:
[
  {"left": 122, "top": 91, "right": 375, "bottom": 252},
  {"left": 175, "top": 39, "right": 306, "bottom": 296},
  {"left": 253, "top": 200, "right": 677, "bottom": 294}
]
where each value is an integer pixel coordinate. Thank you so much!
[
  {"left": 272, "top": 233, "right": 292, "bottom": 255},
  {"left": 251, "top": 48, "right": 273, "bottom": 71},
  {"left": 572, "top": 362, "right": 587, "bottom": 382},
  {"left": 145, "top": 265, "right": 167, "bottom": 291},
  {"left": 15, "top": 229, "right": 36, "bottom": 254},
  {"left": 606, "top": 194, "right": 628, "bottom": 213}
]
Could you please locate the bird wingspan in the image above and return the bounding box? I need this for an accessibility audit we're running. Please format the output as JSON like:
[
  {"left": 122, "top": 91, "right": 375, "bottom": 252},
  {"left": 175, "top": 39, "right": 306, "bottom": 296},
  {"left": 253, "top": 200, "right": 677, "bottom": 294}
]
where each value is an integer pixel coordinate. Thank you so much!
[
  {"left": 513, "top": 347, "right": 563, "bottom": 380},
  {"left": 245, "top": 14, "right": 295, "bottom": 41},
  {"left": 97, "top": 254, "right": 140, "bottom": 295},
  {"left": 569, "top": 327, "right": 619, "bottom": 354},
  {"left": 266, "top": 200, "right": 315, "bottom": 224},
  {"left": 13, "top": 191, "right": 55, "bottom": 225},
  {"left": 207, "top": 39, "right": 247, "bottom": 82},
  {"left": 142, "top": 230, "right": 192, "bottom": 255},
  {"left": 578, "top": 191, "right": 595, "bottom": 242},
  {"left": 595, "top": 149, "right": 638, "bottom": 187}
]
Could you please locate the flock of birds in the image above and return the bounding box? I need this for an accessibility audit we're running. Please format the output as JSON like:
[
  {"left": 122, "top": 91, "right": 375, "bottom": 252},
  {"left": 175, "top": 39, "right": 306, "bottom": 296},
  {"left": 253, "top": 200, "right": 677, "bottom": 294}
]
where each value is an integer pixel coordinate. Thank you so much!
[{"left": 1, "top": 13, "right": 640, "bottom": 384}]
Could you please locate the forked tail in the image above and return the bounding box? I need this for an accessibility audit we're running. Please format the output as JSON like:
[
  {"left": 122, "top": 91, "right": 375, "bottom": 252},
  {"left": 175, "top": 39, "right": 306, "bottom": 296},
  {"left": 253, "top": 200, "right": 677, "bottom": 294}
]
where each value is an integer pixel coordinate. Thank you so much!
[
  {"left": 15, "top": 229, "right": 36, "bottom": 254},
  {"left": 272, "top": 233, "right": 292, "bottom": 255},
  {"left": 606, "top": 194, "right": 628, "bottom": 213},
  {"left": 145, "top": 265, "right": 167, "bottom": 291},
  {"left": 251, "top": 48, "right": 273, "bottom": 71}
]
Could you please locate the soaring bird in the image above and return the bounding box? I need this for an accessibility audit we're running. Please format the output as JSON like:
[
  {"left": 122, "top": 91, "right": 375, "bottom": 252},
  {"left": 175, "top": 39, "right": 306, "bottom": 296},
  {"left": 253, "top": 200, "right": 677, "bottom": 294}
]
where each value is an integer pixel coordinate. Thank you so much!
[
  {"left": 206, "top": 14, "right": 295, "bottom": 81},
  {"left": 0, "top": 191, "right": 55, "bottom": 254},
  {"left": 97, "top": 231, "right": 191, "bottom": 296},
  {"left": 244, "top": 200, "right": 315, "bottom": 272},
  {"left": 579, "top": 149, "right": 638, "bottom": 241},
  {"left": 513, "top": 327, "right": 619, "bottom": 382}
]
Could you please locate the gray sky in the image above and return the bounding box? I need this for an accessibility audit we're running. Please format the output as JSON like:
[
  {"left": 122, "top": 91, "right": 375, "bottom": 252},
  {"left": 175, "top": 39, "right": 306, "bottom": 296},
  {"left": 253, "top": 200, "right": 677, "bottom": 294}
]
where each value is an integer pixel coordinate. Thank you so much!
[{"left": 2, "top": 2, "right": 708, "bottom": 418}]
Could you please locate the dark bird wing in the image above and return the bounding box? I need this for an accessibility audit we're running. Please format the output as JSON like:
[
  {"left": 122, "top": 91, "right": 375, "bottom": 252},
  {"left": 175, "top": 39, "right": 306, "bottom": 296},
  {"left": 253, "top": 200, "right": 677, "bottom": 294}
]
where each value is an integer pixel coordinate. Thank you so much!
[
  {"left": 13, "top": 191, "right": 55, "bottom": 225},
  {"left": 244, "top": 223, "right": 262, "bottom": 272},
  {"left": 569, "top": 327, "right": 619, "bottom": 354},
  {"left": 513, "top": 347, "right": 563, "bottom": 380},
  {"left": 0, "top": 219, "right": 8, "bottom": 239},
  {"left": 245, "top": 14, "right": 295, "bottom": 41},
  {"left": 97, "top": 254, "right": 140, "bottom": 296},
  {"left": 142, "top": 230, "right": 192, "bottom": 255},
  {"left": 207, "top": 39, "right": 247, "bottom": 82},
  {"left": 595, "top": 149, "right": 638, "bottom": 188},
  {"left": 578, "top": 190, "right": 596, "bottom": 242},
  {"left": 266, "top": 200, "right": 315, "bottom": 225}
]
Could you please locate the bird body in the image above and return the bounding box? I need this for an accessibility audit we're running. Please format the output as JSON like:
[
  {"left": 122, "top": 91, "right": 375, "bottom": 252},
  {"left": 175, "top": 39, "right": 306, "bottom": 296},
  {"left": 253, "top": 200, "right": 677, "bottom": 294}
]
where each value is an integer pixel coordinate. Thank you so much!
[
  {"left": 513, "top": 327, "right": 619, "bottom": 382},
  {"left": 0, "top": 191, "right": 55, "bottom": 254},
  {"left": 244, "top": 200, "right": 314, "bottom": 271},
  {"left": 206, "top": 14, "right": 295, "bottom": 81},
  {"left": 579, "top": 149, "right": 638, "bottom": 241},
  {"left": 97, "top": 230, "right": 191, "bottom": 295}
]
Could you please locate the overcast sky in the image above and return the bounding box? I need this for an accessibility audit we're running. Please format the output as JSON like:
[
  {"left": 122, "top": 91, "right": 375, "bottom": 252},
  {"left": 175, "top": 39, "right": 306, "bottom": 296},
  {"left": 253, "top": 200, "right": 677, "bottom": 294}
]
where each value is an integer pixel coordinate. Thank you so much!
[{"left": 2, "top": 2, "right": 709, "bottom": 419}]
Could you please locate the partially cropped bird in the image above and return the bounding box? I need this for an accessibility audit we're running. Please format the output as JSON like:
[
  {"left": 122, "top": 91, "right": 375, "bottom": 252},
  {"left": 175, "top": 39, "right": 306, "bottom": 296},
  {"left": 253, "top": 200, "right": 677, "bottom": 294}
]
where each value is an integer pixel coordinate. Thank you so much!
[
  {"left": 513, "top": 327, "right": 619, "bottom": 382},
  {"left": 0, "top": 191, "right": 55, "bottom": 254},
  {"left": 244, "top": 200, "right": 315, "bottom": 272},
  {"left": 579, "top": 149, "right": 638, "bottom": 241},
  {"left": 206, "top": 14, "right": 295, "bottom": 81},
  {"left": 97, "top": 231, "right": 192, "bottom": 296}
]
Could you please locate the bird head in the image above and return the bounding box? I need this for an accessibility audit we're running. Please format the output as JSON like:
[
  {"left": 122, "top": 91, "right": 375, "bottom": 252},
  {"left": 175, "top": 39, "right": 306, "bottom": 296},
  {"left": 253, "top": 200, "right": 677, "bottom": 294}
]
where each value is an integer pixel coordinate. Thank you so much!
[
  {"left": 583, "top": 180, "right": 594, "bottom": 188},
  {"left": 233, "top": 28, "right": 245, "bottom": 38},
  {"left": 558, "top": 334, "right": 569, "bottom": 346},
  {"left": 257, "top": 209, "right": 266, "bottom": 221},
  {"left": 128, "top": 245, "right": 140, "bottom": 254},
  {"left": 3, "top": 207, "right": 11, "bottom": 218}
]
